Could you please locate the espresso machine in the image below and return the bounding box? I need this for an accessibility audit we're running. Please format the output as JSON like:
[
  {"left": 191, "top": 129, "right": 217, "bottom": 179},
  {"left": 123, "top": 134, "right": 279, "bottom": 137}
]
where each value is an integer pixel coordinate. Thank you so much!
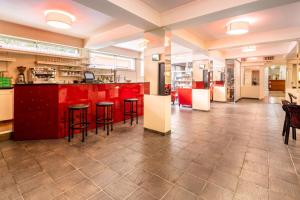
[{"left": 16, "top": 66, "right": 26, "bottom": 84}]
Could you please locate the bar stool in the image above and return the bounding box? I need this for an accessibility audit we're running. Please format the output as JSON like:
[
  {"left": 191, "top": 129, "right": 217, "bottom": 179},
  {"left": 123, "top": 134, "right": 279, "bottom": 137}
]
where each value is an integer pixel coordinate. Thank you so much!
[
  {"left": 124, "top": 98, "right": 138, "bottom": 125},
  {"left": 96, "top": 102, "right": 114, "bottom": 135},
  {"left": 68, "top": 104, "right": 89, "bottom": 142}
]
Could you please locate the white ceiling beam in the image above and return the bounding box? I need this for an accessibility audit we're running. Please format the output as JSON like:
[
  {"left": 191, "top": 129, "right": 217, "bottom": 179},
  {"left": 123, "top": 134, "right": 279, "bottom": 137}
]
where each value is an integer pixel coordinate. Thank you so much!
[
  {"left": 85, "top": 24, "right": 143, "bottom": 49},
  {"left": 74, "top": 0, "right": 160, "bottom": 30},
  {"left": 208, "top": 27, "right": 300, "bottom": 50},
  {"left": 162, "top": 0, "right": 300, "bottom": 29}
]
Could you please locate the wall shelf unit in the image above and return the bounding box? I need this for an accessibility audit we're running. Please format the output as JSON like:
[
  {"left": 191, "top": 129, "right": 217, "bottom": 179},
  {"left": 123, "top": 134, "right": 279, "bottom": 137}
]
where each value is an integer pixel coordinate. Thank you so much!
[
  {"left": 0, "top": 57, "right": 16, "bottom": 62},
  {"left": 35, "top": 61, "right": 82, "bottom": 67}
]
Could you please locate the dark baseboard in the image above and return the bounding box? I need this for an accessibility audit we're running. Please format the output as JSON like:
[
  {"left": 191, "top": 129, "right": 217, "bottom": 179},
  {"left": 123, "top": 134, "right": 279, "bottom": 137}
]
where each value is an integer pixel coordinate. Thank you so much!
[{"left": 144, "top": 128, "right": 171, "bottom": 136}]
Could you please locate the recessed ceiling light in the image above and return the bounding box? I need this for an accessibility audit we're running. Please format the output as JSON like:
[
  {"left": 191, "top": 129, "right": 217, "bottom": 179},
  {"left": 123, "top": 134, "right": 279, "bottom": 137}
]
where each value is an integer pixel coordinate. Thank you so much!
[
  {"left": 242, "top": 45, "right": 256, "bottom": 52},
  {"left": 226, "top": 20, "right": 249, "bottom": 35},
  {"left": 44, "top": 10, "right": 76, "bottom": 29}
]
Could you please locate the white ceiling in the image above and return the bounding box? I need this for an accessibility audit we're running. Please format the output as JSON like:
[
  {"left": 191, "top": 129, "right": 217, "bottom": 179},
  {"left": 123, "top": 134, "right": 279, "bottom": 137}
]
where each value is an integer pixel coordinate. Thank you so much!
[
  {"left": 140, "top": 0, "right": 195, "bottom": 12},
  {"left": 187, "top": 1, "right": 300, "bottom": 41},
  {"left": 114, "top": 39, "right": 145, "bottom": 52},
  {"left": 0, "top": 0, "right": 116, "bottom": 38},
  {"left": 222, "top": 41, "right": 293, "bottom": 58}
]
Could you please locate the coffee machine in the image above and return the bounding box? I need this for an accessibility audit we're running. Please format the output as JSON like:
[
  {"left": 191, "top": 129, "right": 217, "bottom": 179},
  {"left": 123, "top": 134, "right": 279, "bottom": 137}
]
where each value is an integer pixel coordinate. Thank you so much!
[{"left": 16, "top": 66, "right": 26, "bottom": 84}]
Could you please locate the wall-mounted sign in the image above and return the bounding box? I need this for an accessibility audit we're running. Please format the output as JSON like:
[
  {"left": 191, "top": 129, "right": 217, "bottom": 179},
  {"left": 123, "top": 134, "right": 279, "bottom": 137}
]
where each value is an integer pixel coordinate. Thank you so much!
[{"left": 152, "top": 54, "right": 160, "bottom": 61}]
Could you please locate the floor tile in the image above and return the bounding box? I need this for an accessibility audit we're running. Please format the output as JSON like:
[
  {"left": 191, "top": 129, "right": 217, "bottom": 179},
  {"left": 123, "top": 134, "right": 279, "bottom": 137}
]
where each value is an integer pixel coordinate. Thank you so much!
[
  {"left": 63, "top": 179, "right": 100, "bottom": 200},
  {"left": 161, "top": 185, "right": 197, "bottom": 200},
  {"left": 104, "top": 177, "right": 138, "bottom": 200},
  {"left": 91, "top": 167, "right": 121, "bottom": 188},
  {"left": 235, "top": 179, "right": 268, "bottom": 200},
  {"left": 55, "top": 170, "right": 86, "bottom": 192},
  {"left": 208, "top": 169, "right": 239, "bottom": 192},
  {"left": 175, "top": 173, "right": 206, "bottom": 195},
  {"left": 140, "top": 174, "right": 173, "bottom": 199},
  {"left": 126, "top": 188, "right": 158, "bottom": 200},
  {"left": 199, "top": 182, "right": 234, "bottom": 200},
  {"left": 239, "top": 169, "right": 268, "bottom": 188},
  {"left": 187, "top": 163, "right": 213, "bottom": 180}
]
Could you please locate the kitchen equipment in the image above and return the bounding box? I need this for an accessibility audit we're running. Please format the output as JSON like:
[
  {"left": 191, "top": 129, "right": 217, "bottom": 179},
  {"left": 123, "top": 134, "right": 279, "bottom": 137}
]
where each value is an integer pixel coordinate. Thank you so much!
[
  {"left": 16, "top": 66, "right": 26, "bottom": 84},
  {"left": 28, "top": 66, "right": 56, "bottom": 83}
]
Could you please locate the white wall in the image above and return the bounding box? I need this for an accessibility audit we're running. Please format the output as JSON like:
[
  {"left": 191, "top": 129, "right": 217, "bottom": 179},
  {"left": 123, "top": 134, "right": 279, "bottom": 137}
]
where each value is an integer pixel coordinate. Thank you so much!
[
  {"left": 240, "top": 65, "right": 266, "bottom": 99},
  {"left": 144, "top": 47, "right": 164, "bottom": 94},
  {"left": 192, "top": 60, "right": 208, "bottom": 81}
]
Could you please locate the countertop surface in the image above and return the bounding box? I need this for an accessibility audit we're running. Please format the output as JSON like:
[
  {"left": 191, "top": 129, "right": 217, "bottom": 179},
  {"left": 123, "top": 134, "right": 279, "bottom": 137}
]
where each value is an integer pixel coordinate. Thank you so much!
[{"left": 0, "top": 87, "right": 14, "bottom": 89}]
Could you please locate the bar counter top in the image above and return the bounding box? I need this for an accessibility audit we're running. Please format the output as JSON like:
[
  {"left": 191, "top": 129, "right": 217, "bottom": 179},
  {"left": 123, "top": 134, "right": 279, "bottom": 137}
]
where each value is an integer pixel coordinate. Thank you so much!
[{"left": 13, "top": 82, "right": 150, "bottom": 140}]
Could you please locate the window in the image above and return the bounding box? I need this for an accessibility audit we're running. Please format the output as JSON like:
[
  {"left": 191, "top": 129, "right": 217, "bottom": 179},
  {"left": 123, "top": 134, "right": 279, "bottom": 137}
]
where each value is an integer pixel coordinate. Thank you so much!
[
  {"left": 89, "top": 52, "right": 115, "bottom": 69},
  {"left": 116, "top": 56, "right": 135, "bottom": 70},
  {"left": 89, "top": 51, "right": 136, "bottom": 70},
  {"left": 0, "top": 34, "right": 80, "bottom": 57}
]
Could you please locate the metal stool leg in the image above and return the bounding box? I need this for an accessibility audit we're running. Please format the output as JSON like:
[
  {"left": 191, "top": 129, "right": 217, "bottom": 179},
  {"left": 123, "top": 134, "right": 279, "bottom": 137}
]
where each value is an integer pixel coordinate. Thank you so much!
[
  {"left": 106, "top": 106, "right": 109, "bottom": 136},
  {"left": 85, "top": 108, "right": 88, "bottom": 137},
  {"left": 136, "top": 101, "right": 138, "bottom": 124},
  {"left": 111, "top": 105, "right": 113, "bottom": 131},
  {"left": 96, "top": 106, "right": 98, "bottom": 135},
  {"left": 71, "top": 110, "right": 74, "bottom": 138},
  {"left": 68, "top": 109, "right": 71, "bottom": 142},
  {"left": 103, "top": 106, "right": 106, "bottom": 131},
  {"left": 130, "top": 102, "right": 133, "bottom": 126},
  {"left": 81, "top": 109, "right": 85, "bottom": 142},
  {"left": 124, "top": 101, "right": 126, "bottom": 124}
]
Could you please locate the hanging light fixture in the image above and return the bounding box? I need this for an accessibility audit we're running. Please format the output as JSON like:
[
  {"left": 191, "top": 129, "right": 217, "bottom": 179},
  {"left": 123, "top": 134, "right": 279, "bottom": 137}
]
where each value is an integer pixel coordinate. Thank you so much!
[
  {"left": 44, "top": 10, "right": 76, "bottom": 29},
  {"left": 242, "top": 45, "right": 256, "bottom": 52},
  {"left": 226, "top": 20, "right": 249, "bottom": 35}
]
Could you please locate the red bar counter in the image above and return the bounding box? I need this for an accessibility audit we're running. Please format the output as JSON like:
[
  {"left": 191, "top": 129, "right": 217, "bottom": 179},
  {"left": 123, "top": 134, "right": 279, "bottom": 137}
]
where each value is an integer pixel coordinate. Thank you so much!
[{"left": 13, "top": 82, "right": 150, "bottom": 140}]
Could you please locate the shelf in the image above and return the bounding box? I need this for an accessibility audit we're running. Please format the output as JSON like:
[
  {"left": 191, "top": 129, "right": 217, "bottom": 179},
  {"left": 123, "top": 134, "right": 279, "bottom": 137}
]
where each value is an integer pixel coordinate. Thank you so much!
[
  {"left": 59, "top": 69, "right": 83, "bottom": 72},
  {"left": 94, "top": 74, "right": 114, "bottom": 76},
  {"left": 60, "top": 75, "right": 82, "bottom": 77},
  {"left": 36, "top": 61, "right": 82, "bottom": 67},
  {"left": 0, "top": 130, "right": 12, "bottom": 135},
  {"left": 0, "top": 57, "right": 16, "bottom": 62}
]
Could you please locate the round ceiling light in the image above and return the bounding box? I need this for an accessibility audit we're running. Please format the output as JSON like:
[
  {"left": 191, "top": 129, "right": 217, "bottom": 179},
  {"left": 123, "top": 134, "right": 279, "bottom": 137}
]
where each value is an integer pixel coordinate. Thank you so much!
[
  {"left": 242, "top": 45, "right": 256, "bottom": 52},
  {"left": 44, "top": 10, "right": 76, "bottom": 29},
  {"left": 226, "top": 20, "right": 249, "bottom": 35}
]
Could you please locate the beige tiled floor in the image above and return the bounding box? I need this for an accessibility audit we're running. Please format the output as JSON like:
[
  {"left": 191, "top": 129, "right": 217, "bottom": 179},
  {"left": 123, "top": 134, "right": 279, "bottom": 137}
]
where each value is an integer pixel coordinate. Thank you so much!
[{"left": 1, "top": 99, "right": 300, "bottom": 200}]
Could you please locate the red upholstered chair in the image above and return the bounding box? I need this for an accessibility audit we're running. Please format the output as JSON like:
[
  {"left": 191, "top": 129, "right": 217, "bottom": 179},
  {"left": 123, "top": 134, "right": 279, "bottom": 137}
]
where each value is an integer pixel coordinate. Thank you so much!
[
  {"left": 285, "top": 104, "right": 300, "bottom": 144},
  {"left": 177, "top": 88, "right": 192, "bottom": 107},
  {"left": 171, "top": 90, "right": 177, "bottom": 104},
  {"left": 282, "top": 100, "right": 296, "bottom": 138}
]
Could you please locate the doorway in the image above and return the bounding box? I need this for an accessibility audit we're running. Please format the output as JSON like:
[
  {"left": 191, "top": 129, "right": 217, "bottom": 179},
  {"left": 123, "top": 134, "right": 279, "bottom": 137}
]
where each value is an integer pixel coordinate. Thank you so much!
[{"left": 267, "top": 65, "right": 286, "bottom": 103}]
